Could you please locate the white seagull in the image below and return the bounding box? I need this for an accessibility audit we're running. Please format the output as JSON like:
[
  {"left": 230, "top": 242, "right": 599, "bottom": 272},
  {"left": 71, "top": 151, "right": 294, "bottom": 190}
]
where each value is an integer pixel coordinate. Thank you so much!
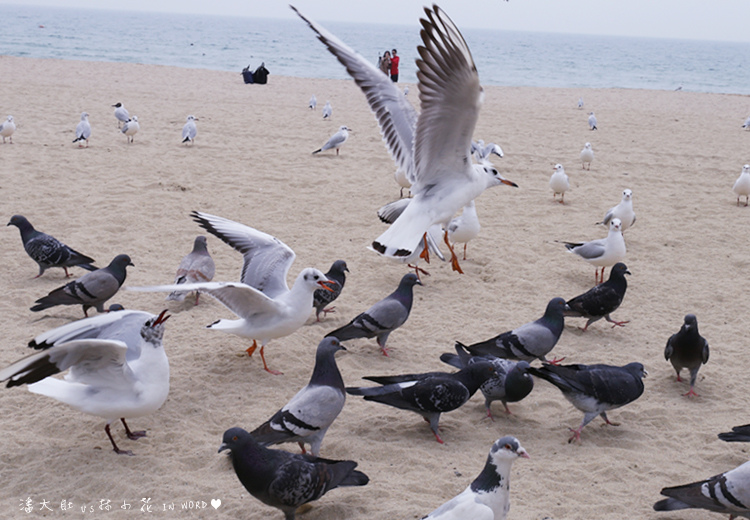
[
  {"left": 322, "top": 100, "right": 332, "bottom": 119},
  {"left": 549, "top": 163, "right": 570, "bottom": 204},
  {"left": 580, "top": 142, "right": 594, "bottom": 170},
  {"left": 312, "top": 125, "right": 350, "bottom": 155},
  {"left": 471, "top": 139, "right": 504, "bottom": 161},
  {"left": 309, "top": 94, "right": 317, "bottom": 110},
  {"left": 599, "top": 189, "right": 636, "bottom": 230},
  {"left": 182, "top": 115, "right": 197, "bottom": 145},
  {"left": 578, "top": 97, "right": 584, "bottom": 109},
  {"left": 121, "top": 115, "right": 140, "bottom": 143},
  {"left": 588, "top": 111, "right": 598, "bottom": 130},
  {"left": 112, "top": 102, "right": 129, "bottom": 127},
  {"left": 447, "top": 200, "right": 480, "bottom": 260},
  {"left": 563, "top": 218, "right": 626, "bottom": 284},
  {"left": 129, "top": 211, "right": 334, "bottom": 375},
  {"left": 0, "top": 309, "right": 171, "bottom": 455},
  {"left": 72, "top": 112, "right": 91, "bottom": 147},
  {"left": 743, "top": 116, "right": 750, "bottom": 130},
  {"left": 293, "top": 5, "right": 517, "bottom": 274},
  {"left": 0, "top": 115, "right": 16, "bottom": 143},
  {"left": 733, "top": 164, "right": 750, "bottom": 206}
]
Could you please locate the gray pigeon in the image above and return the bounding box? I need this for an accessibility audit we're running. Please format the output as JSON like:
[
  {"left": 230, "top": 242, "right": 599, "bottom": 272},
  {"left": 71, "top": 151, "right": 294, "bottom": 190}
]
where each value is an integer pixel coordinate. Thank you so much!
[
  {"left": 422, "top": 437, "right": 528, "bottom": 520},
  {"left": 441, "top": 342, "right": 534, "bottom": 418},
  {"left": 457, "top": 297, "right": 567, "bottom": 363},
  {"left": 653, "top": 460, "right": 750, "bottom": 517},
  {"left": 250, "top": 338, "right": 346, "bottom": 456},
  {"left": 219, "top": 427, "right": 369, "bottom": 520},
  {"left": 326, "top": 273, "right": 421, "bottom": 356},
  {"left": 166, "top": 235, "right": 215, "bottom": 304},
  {"left": 7, "top": 215, "right": 97, "bottom": 277},
  {"left": 30, "top": 254, "right": 134, "bottom": 316},
  {"left": 664, "top": 314, "right": 709, "bottom": 397},
  {"left": 313, "top": 260, "right": 348, "bottom": 321},
  {"left": 719, "top": 424, "right": 750, "bottom": 442},
  {"left": 346, "top": 362, "right": 496, "bottom": 443},
  {"left": 527, "top": 362, "right": 646, "bottom": 443},
  {"left": 564, "top": 262, "right": 630, "bottom": 331}
]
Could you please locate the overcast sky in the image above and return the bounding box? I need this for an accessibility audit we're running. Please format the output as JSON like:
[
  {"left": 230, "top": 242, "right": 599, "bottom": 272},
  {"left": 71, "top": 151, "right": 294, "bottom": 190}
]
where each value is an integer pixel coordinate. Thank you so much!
[{"left": 4, "top": 0, "right": 750, "bottom": 43}]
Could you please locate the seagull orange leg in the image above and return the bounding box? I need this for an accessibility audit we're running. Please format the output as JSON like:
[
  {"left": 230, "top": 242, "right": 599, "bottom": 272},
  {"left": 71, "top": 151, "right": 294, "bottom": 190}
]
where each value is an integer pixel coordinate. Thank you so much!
[
  {"left": 443, "top": 230, "right": 464, "bottom": 274},
  {"left": 259, "top": 346, "right": 283, "bottom": 375},
  {"left": 419, "top": 233, "right": 430, "bottom": 263},
  {"left": 246, "top": 339, "right": 258, "bottom": 357}
]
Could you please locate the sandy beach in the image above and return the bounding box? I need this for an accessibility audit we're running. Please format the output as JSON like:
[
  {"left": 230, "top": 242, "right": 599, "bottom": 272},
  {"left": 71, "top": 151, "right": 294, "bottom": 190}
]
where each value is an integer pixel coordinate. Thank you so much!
[{"left": 1, "top": 54, "right": 750, "bottom": 519}]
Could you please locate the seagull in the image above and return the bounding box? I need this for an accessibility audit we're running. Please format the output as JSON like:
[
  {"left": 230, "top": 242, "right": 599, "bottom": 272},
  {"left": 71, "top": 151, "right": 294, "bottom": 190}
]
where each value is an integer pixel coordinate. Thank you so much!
[
  {"left": 719, "top": 424, "right": 750, "bottom": 442},
  {"left": 166, "top": 235, "right": 215, "bottom": 304},
  {"left": 72, "top": 112, "right": 91, "bottom": 147},
  {"left": 128, "top": 211, "right": 334, "bottom": 374},
  {"left": 7, "top": 214, "right": 97, "bottom": 278},
  {"left": 292, "top": 5, "right": 518, "bottom": 275},
  {"left": 446, "top": 200, "right": 480, "bottom": 261},
  {"left": 313, "top": 259, "right": 348, "bottom": 321},
  {"left": 0, "top": 310, "right": 170, "bottom": 455},
  {"left": 580, "top": 142, "right": 594, "bottom": 170},
  {"left": 664, "top": 314, "right": 709, "bottom": 397},
  {"left": 733, "top": 164, "right": 750, "bottom": 206},
  {"left": 250, "top": 337, "right": 346, "bottom": 456},
  {"left": 322, "top": 100, "right": 332, "bottom": 119},
  {"left": 565, "top": 262, "right": 630, "bottom": 331},
  {"left": 394, "top": 167, "right": 412, "bottom": 197},
  {"left": 422, "top": 437, "right": 529, "bottom": 520},
  {"left": 549, "top": 164, "right": 569, "bottom": 204},
  {"left": 588, "top": 111, "right": 597, "bottom": 130},
  {"left": 471, "top": 139, "right": 504, "bottom": 161},
  {"left": 121, "top": 116, "right": 139, "bottom": 143},
  {"left": 112, "top": 102, "right": 129, "bottom": 127},
  {"left": 578, "top": 97, "right": 584, "bottom": 109},
  {"left": 308, "top": 94, "right": 317, "bottom": 110},
  {"left": 743, "top": 116, "right": 750, "bottom": 130},
  {"left": 598, "top": 189, "right": 636, "bottom": 231},
  {"left": 312, "top": 125, "right": 350, "bottom": 155},
  {"left": 403, "top": 86, "right": 409, "bottom": 96},
  {"left": 0, "top": 115, "right": 16, "bottom": 143},
  {"left": 182, "top": 115, "right": 197, "bottom": 145},
  {"left": 562, "top": 218, "right": 626, "bottom": 284},
  {"left": 219, "top": 427, "right": 369, "bottom": 520}
]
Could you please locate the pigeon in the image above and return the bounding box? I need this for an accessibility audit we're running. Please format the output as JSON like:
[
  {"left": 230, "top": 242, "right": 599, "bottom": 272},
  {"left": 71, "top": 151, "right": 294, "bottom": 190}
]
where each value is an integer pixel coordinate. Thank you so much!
[
  {"left": 121, "top": 115, "right": 139, "bottom": 143},
  {"left": 112, "top": 102, "right": 129, "bottom": 127},
  {"left": 166, "top": 235, "right": 216, "bottom": 304},
  {"left": 326, "top": 272, "right": 421, "bottom": 356},
  {"left": 653, "top": 460, "right": 750, "bottom": 517},
  {"left": 322, "top": 100, "right": 332, "bottom": 119},
  {"left": 549, "top": 163, "right": 570, "bottom": 204},
  {"left": 308, "top": 94, "right": 317, "bottom": 110},
  {"left": 578, "top": 97, "right": 584, "bottom": 109},
  {"left": 588, "top": 111, "right": 597, "bottom": 130},
  {"left": 456, "top": 297, "right": 567, "bottom": 364},
  {"left": 580, "top": 142, "right": 594, "bottom": 170},
  {"left": 219, "top": 427, "right": 369, "bottom": 520},
  {"left": 446, "top": 200, "right": 480, "bottom": 261},
  {"left": 72, "top": 112, "right": 91, "bottom": 147},
  {"left": 664, "top": 314, "right": 709, "bottom": 397},
  {"left": 7, "top": 214, "right": 97, "bottom": 278},
  {"left": 471, "top": 139, "right": 504, "bottom": 162},
  {"left": 182, "top": 115, "right": 197, "bottom": 144},
  {"left": 564, "top": 262, "right": 630, "bottom": 331},
  {"left": 0, "top": 310, "right": 170, "bottom": 455},
  {"left": 563, "top": 218, "right": 626, "bottom": 284},
  {"left": 733, "top": 164, "right": 750, "bottom": 206},
  {"left": 599, "top": 189, "right": 636, "bottom": 231},
  {"left": 719, "top": 424, "right": 750, "bottom": 442},
  {"left": 313, "top": 260, "right": 348, "bottom": 321},
  {"left": 30, "top": 254, "right": 134, "bottom": 317},
  {"left": 441, "top": 342, "right": 534, "bottom": 418},
  {"left": 421, "top": 436, "right": 529, "bottom": 520},
  {"left": 346, "top": 361, "right": 497, "bottom": 443},
  {"left": 312, "top": 125, "right": 350, "bottom": 155},
  {"left": 250, "top": 338, "right": 346, "bottom": 456},
  {"left": 128, "top": 211, "right": 334, "bottom": 374},
  {"left": 743, "top": 116, "right": 750, "bottom": 130},
  {"left": 527, "top": 361, "right": 646, "bottom": 443},
  {"left": 0, "top": 115, "right": 16, "bottom": 143}
]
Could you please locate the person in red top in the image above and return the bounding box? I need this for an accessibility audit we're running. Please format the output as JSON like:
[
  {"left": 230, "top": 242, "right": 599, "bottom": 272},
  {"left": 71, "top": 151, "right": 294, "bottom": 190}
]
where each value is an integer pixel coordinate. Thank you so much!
[{"left": 390, "top": 48, "right": 400, "bottom": 83}]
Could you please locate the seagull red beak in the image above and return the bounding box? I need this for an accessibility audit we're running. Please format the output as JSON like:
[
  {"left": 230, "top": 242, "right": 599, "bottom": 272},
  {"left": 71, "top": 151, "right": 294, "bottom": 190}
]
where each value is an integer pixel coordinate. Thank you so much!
[
  {"left": 501, "top": 179, "right": 518, "bottom": 188},
  {"left": 154, "top": 309, "right": 171, "bottom": 325},
  {"left": 318, "top": 280, "right": 336, "bottom": 292}
]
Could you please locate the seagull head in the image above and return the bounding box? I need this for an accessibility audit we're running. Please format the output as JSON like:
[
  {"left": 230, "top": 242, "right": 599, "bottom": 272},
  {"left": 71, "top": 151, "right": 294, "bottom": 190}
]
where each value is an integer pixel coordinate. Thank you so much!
[
  {"left": 609, "top": 218, "right": 622, "bottom": 233},
  {"left": 622, "top": 189, "right": 632, "bottom": 201},
  {"left": 81, "top": 112, "right": 89, "bottom": 121},
  {"left": 6, "top": 115, "right": 14, "bottom": 123},
  {"left": 553, "top": 164, "right": 565, "bottom": 174},
  {"left": 299, "top": 268, "right": 334, "bottom": 292},
  {"left": 478, "top": 161, "right": 517, "bottom": 188},
  {"left": 112, "top": 102, "right": 123, "bottom": 108},
  {"left": 743, "top": 164, "right": 750, "bottom": 175}
]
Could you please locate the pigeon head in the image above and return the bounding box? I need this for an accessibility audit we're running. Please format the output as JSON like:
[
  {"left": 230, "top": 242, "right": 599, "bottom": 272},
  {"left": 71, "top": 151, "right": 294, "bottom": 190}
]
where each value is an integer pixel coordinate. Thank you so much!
[
  {"left": 141, "top": 309, "right": 170, "bottom": 344},
  {"left": 219, "top": 427, "right": 253, "bottom": 454},
  {"left": 107, "top": 304, "right": 125, "bottom": 312},
  {"left": 490, "top": 436, "right": 530, "bottom": 462},
  {"left": 108, "top": 254, "right": 134, "bottom": 284},
  {"left": 625, "top": 362, "right": 648, "bottom": 379},
  {"left": 478, "top": 161, "right": 518, "bottom": 188},
  {"left": 682, "top": 314, "right": 699, "bottom": 333},
  {"left": 504, "top": 361, "right": 534, "bottom": 402},
  {"left": 544, "top": 297, "right": 567, "bottom": 318},
  {"left": 471, "top": 436, "right": 528, "bottom": 493},
  {"left": 610, "top": 263, "right": 630, "bottom": 278},
  {"left": 193, "top": 235, "right": 209, "bottom": 252},
  {"left": 7, "top": 214, "right": 33, "bottom": 231},
  {"left": 399, "top": 272, "right": 422, "bottom": 289}
]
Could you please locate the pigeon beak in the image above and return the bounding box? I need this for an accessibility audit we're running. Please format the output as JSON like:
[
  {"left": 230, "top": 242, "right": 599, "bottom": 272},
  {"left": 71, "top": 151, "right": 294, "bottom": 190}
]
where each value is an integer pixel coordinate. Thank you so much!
[
  {"left": 501, "top": 178, "right": 518, "bottom": 188},
  {"left": 519, "top": 448, "right": 530, "bottom": 459},
  {"left": 218, "top": 443, "right": 229, "bottom": 453},
  {"left": 128, "top": 261, "right": 135, "bottom": 267},
  {"left": 318, "top": 280, "right": 336, "bottom": 292},
  {"left": 642, "top": 369, "right": 649, "bottom": 378}
]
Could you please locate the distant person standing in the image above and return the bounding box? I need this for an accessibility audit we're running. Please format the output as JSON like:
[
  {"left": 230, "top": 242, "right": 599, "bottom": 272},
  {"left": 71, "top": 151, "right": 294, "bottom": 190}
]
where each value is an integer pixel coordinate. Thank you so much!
[
  {"left": 390, "top": 48, "right": 400, "bottom": 82},
  {"left": 379, "top": 50, "right": 391, "bottom": 76}
]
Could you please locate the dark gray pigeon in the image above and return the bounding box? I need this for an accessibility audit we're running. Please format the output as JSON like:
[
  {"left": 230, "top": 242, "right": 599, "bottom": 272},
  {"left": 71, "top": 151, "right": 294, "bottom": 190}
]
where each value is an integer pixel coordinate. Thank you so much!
[
  {"left": 30, "top": 254, "right": 134, "bottom": 316},
  {"left": 313, "top": 260, "right": 348, "bottom": 321},
  {"left": 8, "top": 215, "right": 97, "bottom": 278},
  {"left": 653, "top": 460, "right": 750, "bottom": 517},
  {"left": 250, "top": 338, "right": 346, "bottom": 456},
  {"left": 457, "top": 297, "right": 566, "bottom": 363},
  {"left": 719, "top": 424, "right": 750, "bottom": 442},
  {"left": 527, "top": 362, "right": 646, "bottom": 443},
  {"left": 326, "top": 272, "right": 421, "bottom": 356},
  {"left": 219, "top": 427, "right": 369, "bottom": 520},
  {"left": 441, "top": 342, "right": 534, "bottom": 418},
  {"left": 664, "top": 314, "right": 709, "bottom": 397},
  {"left": 346, "top": 362, "right": 496, "bottom": 443},
  {"left": 565, "top": 262, "right": 630, "bottom": 331},
  {"left": 166, "top": 235, "right": 215, "bottom": 304}
]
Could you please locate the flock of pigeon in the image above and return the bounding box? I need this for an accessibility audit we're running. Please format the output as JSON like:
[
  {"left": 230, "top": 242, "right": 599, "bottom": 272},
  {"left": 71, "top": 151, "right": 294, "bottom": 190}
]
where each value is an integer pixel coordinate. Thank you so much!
[{"left": 3, "top": 4, "right": 750, "bottom": 520}]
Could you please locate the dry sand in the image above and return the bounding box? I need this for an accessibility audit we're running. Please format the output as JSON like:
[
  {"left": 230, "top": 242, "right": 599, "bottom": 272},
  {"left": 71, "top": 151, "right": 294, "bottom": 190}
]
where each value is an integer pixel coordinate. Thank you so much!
[{"left": 1, "top": 55, "right": 750, "bottom": 519}]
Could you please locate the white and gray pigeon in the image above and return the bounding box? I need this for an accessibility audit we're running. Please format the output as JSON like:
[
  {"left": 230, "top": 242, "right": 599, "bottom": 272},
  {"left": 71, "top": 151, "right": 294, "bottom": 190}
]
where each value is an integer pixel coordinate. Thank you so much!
[
  {"left": 7, "top": 214, "right": 97, "bottom": 278},
  {"left": 457, "top": 297, "right": 567, "bottom": 364},
  {"left": 441, "top": 342, "right": 534, "bottom": 418},
  {"left": 563, "top": 218, "right": 626, "bottom": 284},
  {"left": 112, "top": 102, "right": 129, "bottom": 127},
  {"left": 219, "top": 427, "right": 369, "bottom": 520},
  {"left": 72, "top": 112, "right": 91, "bottom": 147},
  {"left": 733, "top": 165, "right": 750, "bottom": 206},
  {"left": 664, "top": 314, "right": 709, "bottom": 397},
  {"left": 308, "top": 94, "right": 317, "bottom": 110},
  {"left": 30, "top": 254, "right": 134, "bottom": 316},
  {"left": 326, "top": 272, "right": 421, "bottom": 356},
  {"left": 580, "top": 142, "right": 594, "bottom": 170},
  {"left": 166, "top": 235, "right": 216, "bottom": 304},
  {"left": 346, "top": 361, "right": 496, "bottom": 443},
  {"left": 313, "top": 259, "right": 348, "bottom": 321},
  {"left": 719, "top": 424, "right": 750, "bottom": 442},
  {"left": 564, "top": 262, "right": 630, "bottom": 331},
  {"left": 653, "top": 459, "right": 750, "bottom": 518},
  {"left": 0, "top": 115, "right": 16, "bottom": 143},
  {"left": 588, "top": 111, "right": 597, "bottom": 130},
  {"left": 421, "top": 436, "right": 529, "bottom": 520},
  {"left": 121, "top": 115, "right": 139, "bottom": 143},
  {"left": 182, "top": 115, "right": 197, "bottom": 144},
  {"left": 312, "top": 125, "right": 350, "bottom": 155},
  {"left": 598, "top": 189, "right": 636, "bottom": 231},
  {"left": 0, "top": 310, "right": 170, "bottom": 455},
  {"left": 250, "top": 337, "right": 346, "bottom": 456},
  {"left": 322, "top": 100, "right": 332, "bottom": 119},
  {"left": 527, "top": 361, "right": 646, "bottom": 443}
]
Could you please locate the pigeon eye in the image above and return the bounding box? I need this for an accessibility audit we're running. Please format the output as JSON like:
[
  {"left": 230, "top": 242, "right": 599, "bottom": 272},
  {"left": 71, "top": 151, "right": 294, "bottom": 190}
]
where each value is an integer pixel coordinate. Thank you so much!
[
  {"left": 232, "top": 436, "right": 238, "bottom": 441},
  {"left": 504, "top": 444, "right": 512, "bottom": 450}
]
